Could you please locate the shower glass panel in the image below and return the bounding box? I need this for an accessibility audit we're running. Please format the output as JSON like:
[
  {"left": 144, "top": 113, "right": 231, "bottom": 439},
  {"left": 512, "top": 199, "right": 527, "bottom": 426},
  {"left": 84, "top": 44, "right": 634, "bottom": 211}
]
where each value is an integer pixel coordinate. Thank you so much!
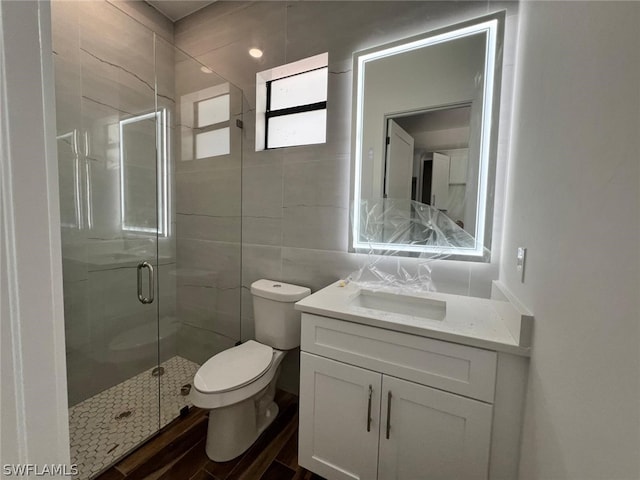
[
  {"left": 53, "top": 2, "right": 159, "bottom": 478},
  {"left": 157, "top": 38, "right": 244, "bottom": 427},
  {"left": 53, "top": 3, "right": 244, "bottom": 479}
]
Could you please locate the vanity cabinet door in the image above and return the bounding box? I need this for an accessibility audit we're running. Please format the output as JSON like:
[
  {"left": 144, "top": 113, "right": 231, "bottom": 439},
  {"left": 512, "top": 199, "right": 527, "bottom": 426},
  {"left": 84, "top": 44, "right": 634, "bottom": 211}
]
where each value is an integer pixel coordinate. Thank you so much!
[
  {"left": 299, "top": 352, "right": 382, "bottom": 480},
  {"left": 378, "top": 375, "right": 492, "bottom": 480}
]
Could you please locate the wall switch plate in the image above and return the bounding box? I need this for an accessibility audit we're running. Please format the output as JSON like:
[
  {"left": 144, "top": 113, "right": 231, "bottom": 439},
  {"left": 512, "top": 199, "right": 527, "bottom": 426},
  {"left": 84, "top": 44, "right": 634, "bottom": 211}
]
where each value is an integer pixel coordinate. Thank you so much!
[{"left": 516, "top": 247, "right": 527, "bottom": 283}]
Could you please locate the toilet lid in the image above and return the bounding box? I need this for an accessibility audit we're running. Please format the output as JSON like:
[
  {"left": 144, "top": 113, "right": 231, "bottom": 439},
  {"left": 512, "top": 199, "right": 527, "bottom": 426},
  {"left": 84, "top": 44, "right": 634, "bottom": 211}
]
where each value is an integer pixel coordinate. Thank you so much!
[{"left": 194, "top": 340, "right": 274, "bottom": 394}]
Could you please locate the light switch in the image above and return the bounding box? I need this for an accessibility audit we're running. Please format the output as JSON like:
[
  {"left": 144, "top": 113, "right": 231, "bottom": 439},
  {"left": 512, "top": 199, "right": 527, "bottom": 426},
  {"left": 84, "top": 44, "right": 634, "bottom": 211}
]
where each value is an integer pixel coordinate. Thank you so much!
[{"left": 516, "top": 247, "right": 526, "bottom": 283}]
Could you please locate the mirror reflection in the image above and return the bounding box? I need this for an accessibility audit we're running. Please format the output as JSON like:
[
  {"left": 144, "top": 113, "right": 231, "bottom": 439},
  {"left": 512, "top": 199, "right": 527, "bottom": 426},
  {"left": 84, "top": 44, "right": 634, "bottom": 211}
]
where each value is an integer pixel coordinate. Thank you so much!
[
  {"left": 352, "top": 14, "right": 503, "bottom": 259},
  {"left": 385, "top": 104, "right": 473, "bottom": 234}
]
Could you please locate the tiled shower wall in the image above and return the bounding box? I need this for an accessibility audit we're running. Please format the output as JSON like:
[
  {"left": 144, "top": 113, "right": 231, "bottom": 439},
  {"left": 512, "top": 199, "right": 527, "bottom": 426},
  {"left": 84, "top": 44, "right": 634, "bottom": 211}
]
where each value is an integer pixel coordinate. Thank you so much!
[{"left": 174, "top": 1, "right": 519, "bottom": 392}]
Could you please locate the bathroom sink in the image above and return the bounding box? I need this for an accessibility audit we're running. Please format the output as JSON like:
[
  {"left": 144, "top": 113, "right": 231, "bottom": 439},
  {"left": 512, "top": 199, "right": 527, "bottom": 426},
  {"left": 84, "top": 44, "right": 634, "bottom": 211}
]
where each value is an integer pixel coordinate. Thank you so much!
[{"left": 349, "top": 289, "right": 446, "bottom": 321}]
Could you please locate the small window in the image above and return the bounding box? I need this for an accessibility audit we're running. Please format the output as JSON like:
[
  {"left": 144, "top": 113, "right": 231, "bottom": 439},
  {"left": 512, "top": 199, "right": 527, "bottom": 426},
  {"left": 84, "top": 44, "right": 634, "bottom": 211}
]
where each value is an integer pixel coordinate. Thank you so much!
[{"left": 256, "top": 53, "right": 328, "bottom": 150}]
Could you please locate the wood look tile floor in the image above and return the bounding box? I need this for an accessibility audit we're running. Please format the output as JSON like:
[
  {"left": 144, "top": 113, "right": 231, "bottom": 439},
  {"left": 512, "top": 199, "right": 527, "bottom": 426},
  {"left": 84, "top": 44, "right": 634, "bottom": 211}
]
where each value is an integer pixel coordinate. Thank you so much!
[{"left": 94, "top": 391, "right": 325, "bottom": 480}]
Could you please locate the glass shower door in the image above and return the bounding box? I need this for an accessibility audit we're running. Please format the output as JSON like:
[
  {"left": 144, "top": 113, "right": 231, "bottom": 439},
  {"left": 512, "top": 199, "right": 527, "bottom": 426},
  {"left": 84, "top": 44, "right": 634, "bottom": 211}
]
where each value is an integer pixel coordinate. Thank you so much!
[
  {"left": 155, "top": 37, "right": 245, "bottom": 431},
  {"left": 53, "top": 2, "right": 163, "bottom": 479}
]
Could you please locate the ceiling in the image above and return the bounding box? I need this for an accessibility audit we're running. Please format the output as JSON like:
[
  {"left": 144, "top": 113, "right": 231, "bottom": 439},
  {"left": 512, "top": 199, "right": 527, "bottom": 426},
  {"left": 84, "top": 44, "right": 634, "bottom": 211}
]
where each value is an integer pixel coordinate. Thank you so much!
[{"left": 146, "top": 0, "right": 217, "bottom": 22}]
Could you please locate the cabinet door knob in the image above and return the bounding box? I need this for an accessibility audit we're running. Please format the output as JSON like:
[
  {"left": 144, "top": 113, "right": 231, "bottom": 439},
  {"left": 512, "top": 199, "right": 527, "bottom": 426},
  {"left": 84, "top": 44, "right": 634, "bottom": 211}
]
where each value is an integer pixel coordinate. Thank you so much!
[
  {"left": 367, "top": 385, "right": 373, "bottom": 432},
  {"left": 386, "top": 391, "right": 392, "bottom": 439}
]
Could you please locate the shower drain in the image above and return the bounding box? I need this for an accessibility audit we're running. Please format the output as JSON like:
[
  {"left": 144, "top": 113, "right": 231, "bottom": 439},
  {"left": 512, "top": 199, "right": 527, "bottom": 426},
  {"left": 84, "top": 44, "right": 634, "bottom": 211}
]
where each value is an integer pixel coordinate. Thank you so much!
[
  {"left": 115, "top": 410, "right": 132, "bottom": 420},
  {"left": 152, "top": 367, "right": 165, "bottom": 377}
]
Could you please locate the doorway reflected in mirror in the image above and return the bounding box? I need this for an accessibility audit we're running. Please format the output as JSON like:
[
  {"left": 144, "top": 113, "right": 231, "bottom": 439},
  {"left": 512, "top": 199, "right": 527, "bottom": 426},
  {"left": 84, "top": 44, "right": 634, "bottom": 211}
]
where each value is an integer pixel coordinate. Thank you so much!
[{"left": 384, "top": 104, "right": 473, "bottom": 236}]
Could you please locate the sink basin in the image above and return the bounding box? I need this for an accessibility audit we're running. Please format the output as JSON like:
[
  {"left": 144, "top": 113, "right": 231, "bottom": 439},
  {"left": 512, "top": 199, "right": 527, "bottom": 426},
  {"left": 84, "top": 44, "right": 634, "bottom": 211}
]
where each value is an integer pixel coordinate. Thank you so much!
[{"left": 349, "top": 289, "right": 446, "bottom": 321}]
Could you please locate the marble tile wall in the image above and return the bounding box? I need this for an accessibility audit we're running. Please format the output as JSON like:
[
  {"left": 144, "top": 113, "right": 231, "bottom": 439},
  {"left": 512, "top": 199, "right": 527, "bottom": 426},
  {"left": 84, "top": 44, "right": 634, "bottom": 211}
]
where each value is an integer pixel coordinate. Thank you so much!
[{"left": 175, "top": 1, "right": 519, "bottom": 392}]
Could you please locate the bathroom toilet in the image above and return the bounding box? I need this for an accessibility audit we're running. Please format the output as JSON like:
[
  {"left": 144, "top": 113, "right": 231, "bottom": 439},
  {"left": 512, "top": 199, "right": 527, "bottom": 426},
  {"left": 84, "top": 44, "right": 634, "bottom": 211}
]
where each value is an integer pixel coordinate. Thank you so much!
[{"left": 190, "top": 279, "right": 311, "bottom": 462}]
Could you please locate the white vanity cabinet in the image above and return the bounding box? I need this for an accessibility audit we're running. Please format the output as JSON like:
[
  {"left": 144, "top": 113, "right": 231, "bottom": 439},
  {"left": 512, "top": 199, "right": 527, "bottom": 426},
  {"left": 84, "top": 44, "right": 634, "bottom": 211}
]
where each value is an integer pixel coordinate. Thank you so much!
[
  {"left": 298, "top": 313, "right": 529, "bottom": 480},
  {"left": 299, "top": 353, "right": 381, "bottom": 480},
  {"left": 377, "top": 375, "right": 492, "bottom": 480}
]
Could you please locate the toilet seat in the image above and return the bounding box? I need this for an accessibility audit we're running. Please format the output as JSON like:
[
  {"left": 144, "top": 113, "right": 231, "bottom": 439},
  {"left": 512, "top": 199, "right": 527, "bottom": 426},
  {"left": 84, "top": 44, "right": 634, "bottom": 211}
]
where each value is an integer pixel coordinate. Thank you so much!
[{"left": 194, "top": 340, "right": 274, "bottom": 394}]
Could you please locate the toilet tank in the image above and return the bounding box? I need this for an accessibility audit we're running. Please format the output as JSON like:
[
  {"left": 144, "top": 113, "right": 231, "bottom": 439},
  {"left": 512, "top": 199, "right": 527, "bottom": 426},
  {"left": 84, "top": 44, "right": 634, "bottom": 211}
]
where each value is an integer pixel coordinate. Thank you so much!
[{"left": 251, "top": 279, "right": 311, "bottom": 350}]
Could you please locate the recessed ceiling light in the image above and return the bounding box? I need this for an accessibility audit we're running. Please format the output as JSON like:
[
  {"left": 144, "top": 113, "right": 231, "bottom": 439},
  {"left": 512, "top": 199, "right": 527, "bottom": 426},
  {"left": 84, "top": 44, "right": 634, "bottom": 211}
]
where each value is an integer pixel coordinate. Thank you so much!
[
  {"left": 200, "top": 66, "right": 213, "bottom": 74},
  {"left": 249, "top": 48, "right": 263, "bottom": 59}
]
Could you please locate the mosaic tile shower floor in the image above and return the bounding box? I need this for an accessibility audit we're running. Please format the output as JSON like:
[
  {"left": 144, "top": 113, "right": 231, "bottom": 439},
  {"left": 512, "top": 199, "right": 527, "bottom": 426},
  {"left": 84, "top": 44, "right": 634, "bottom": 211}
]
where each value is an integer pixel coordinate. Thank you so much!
[{"left": 69, "top": 356, "right": 200, "bottom": 480}]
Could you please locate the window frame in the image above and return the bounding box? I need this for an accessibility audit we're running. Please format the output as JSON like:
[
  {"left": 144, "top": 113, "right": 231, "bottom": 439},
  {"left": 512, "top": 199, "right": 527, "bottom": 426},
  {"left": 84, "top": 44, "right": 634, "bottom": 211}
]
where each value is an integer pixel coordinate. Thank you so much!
[
  {"left": 255, "top": 52, "right": 329, "bottom": 152},
  {"left": 264, "top": 66, "right": 328, "bottom": 150}
]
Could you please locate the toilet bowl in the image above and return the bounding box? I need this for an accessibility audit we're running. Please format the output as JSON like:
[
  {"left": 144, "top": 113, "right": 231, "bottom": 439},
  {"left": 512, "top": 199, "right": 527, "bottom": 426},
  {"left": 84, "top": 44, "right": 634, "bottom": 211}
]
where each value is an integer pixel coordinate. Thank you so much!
[{"left": 190, "top": 279, "right": 310, "bottom": 462}]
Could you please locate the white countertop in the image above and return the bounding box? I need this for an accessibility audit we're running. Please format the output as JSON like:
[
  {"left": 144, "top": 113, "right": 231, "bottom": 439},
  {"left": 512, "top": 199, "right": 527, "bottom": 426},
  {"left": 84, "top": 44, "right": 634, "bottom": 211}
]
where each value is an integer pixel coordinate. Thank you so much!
[{"left": 295, "top": 281, "right": 532, "bottom": 356}]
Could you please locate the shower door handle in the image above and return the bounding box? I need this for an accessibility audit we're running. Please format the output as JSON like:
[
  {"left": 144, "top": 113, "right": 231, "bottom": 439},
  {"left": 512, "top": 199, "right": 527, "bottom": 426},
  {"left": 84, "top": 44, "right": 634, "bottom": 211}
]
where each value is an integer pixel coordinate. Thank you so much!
[{"left": 137, "top": 261, "right": 155, "bottom": 304}]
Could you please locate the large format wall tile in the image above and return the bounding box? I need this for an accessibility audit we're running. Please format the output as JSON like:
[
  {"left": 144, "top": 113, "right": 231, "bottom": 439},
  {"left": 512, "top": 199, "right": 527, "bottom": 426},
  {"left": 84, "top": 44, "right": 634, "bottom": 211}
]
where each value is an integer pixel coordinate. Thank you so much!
[
  {"left": 108, "top": 0, "right": 175, "bottom": 43},
  {"left": 283, "top": 158, "right": 349, "bottom": 209},
  {"left": 241, "top": 244, "right": 283, "bottom": 288},
  {"left": 285, "top": 2, "right": 490, "bottom": 65},
  {"left": 174, "top": 1, "right": 285, "bottom": 60},
  {"left": 177, "top": 238, "right": 241, "bottom": 289},
  {"left": 81, "top": 50, "right": 155, "bottom": 116},
  {"left": 79, "top": 1, "right": 156, "bottom": 91},
  {"left": 177, "top": 213, "right": 241, "bottom": 243},
  {"left": 177, "top": 283, "right": 241, "bottom": 340},
  {"left": 177, "top": 323, "right": 237, "bottom": 365},
  {"left": 240, "top": 293, "right": 255, "bottom": 342},
  {"left": 243, "top": 163, "right": 283, "bottom": 218},
  {"left": 176, "top": 167, "right": 242, "bottom": 217},
  {"left": 282, "top": 205, "right": 349, "bottom": 251},
  {"left": 242, "top": 216, "right": 282, "bottom": 247},
  {"left": 281, "top": 247, "right": 360, "bottom": 292}
]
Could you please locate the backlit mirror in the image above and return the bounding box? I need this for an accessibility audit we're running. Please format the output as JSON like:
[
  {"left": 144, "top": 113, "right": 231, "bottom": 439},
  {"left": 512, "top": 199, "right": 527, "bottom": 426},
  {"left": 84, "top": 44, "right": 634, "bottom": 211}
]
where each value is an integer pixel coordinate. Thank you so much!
[{"left": 351, "top": 13, "right": 504, "bottom": 260}]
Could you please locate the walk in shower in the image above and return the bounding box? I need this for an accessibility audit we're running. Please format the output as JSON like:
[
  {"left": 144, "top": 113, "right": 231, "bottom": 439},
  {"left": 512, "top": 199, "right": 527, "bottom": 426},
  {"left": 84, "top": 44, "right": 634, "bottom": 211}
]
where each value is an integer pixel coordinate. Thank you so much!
[{"left": 52, "top": 2, "right": 243, "bottom": 478}]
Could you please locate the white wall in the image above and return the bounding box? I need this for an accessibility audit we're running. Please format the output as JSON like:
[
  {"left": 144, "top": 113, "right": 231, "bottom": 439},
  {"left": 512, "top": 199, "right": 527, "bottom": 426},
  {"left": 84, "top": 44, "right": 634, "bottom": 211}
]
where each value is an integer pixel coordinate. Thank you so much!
[
  {"left": 501, "top": 2, "right": 640, "bottom": 478},
  {"left": 0, "top": 0, "right": 70, "bottom": 470}
]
